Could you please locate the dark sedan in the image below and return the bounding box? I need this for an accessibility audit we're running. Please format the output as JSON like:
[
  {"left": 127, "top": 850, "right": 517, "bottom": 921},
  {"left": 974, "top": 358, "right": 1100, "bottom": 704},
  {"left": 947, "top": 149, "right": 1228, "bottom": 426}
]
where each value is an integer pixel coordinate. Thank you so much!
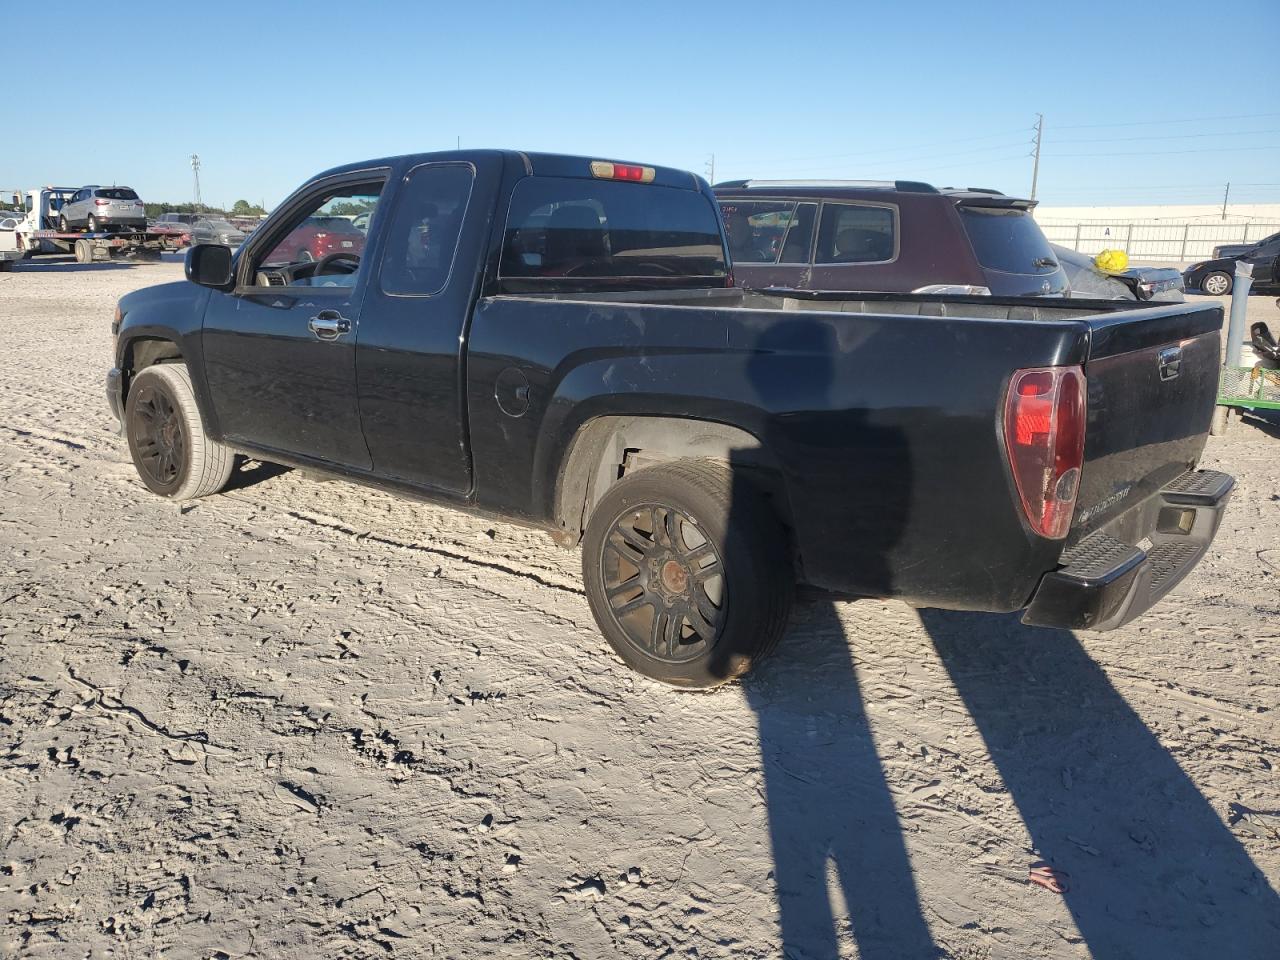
[
  {"left": 1182, "top": 239, "right": 1274, "bottom": 295},
  {"left": 1184, "top": 232, "right": 1280, "bottom": 295}
]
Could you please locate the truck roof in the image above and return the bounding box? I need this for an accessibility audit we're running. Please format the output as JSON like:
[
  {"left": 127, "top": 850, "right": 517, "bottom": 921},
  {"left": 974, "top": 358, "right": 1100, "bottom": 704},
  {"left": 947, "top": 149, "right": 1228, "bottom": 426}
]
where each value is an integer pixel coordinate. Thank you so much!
[{"left": 311, "top": 150, "right": 706, "bottom": 191}]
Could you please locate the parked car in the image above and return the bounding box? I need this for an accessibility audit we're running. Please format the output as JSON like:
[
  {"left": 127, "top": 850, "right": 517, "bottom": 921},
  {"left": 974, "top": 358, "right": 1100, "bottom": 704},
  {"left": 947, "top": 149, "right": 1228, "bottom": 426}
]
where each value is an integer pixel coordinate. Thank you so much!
[
  {"left": 58, "top": 186, "right": 146, "bottom": 232},
  {"left": 1212, "top": 231, "right": 1280, "bottom": 259},
  {"left": 150, "top": 213, "right": 195, "bottom": 246},
  {"left": 108, "top": 150, "right": 1232, "bottom": 688},
  {"left": 1053, "top": 245, "right": 1184, "bottom": 301},
  {"left": 713, "top": 180, "right": 1068, "bottom": 297},
  {"left": 1183, "top": 233, "right": 1280, "bottom": 295},
  {"left": 266, "top": 215, "right": 366, "bottom": 263},
  {"left": 191, "top": 217, "right": 246, "bottom": 248}
]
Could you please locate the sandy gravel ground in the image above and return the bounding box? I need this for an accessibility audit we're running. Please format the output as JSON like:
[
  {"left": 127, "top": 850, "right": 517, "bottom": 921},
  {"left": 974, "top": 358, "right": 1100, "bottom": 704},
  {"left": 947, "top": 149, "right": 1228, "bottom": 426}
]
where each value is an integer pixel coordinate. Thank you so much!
[{"left": 1, "top": 257, "right": 1278, "bottom": 959}]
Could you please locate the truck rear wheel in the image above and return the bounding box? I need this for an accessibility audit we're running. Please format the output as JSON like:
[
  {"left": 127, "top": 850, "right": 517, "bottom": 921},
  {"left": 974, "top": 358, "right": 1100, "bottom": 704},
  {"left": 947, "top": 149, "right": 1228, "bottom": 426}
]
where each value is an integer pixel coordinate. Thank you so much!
[
  {"left": 581, "top": 460, "right": 792, "bottom": 688},
  {"left": 125, "top": 363, "right": 234, "bottom": 500}
]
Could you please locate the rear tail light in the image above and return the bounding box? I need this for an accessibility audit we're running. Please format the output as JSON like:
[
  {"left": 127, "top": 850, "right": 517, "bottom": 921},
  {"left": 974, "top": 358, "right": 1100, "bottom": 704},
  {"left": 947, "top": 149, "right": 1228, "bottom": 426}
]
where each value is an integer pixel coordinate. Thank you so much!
[
  {"left": 589, "top": 161, "right": 656, "bottom": 183},
  {"left": 1003, "top": 365, "right": 1086, "bottom": 539},
  {"left": 94, "top": 199, "right": 110, "bottom": 206}
]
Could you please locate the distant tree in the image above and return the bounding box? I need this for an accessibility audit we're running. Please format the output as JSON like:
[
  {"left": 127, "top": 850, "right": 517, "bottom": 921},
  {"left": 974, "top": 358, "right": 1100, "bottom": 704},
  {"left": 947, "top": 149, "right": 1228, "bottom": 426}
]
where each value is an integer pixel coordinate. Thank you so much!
[
  {"left": 231, "top": 199, "right": 266, "bottom": 217},
  {"left": 144, "top": 201, "right": 228, "bottom": 219},
  {"left": 326, "top": 200, "right": 376, "bottom": 217}
]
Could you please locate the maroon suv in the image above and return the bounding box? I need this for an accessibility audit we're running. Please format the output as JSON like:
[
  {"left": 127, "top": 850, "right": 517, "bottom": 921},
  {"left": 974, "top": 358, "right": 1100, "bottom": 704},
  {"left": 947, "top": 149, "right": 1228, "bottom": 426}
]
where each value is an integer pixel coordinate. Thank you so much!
[
  {"left": 715, "top": 179, "right": 1068, "bottom": 297},
  {"left": 267, "top": 216, "right": 366, "bottom": 263}
]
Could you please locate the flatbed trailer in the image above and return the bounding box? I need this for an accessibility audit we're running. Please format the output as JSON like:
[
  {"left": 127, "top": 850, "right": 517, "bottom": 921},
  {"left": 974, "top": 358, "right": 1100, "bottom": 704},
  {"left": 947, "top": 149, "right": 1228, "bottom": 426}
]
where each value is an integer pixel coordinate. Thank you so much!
[{"left": 25, "top": 228, "right": 169, "bottom": 264}]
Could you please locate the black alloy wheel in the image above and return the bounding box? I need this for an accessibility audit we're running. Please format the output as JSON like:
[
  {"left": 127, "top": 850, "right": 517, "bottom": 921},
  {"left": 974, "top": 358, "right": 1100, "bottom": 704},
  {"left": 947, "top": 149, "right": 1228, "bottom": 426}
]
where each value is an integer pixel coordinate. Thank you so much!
[
  {"left": 129, "top": 380, "right": 186, "bottom": 491},
  {"left": 599, "top": 502, "right": 726, "bottom": 663}
]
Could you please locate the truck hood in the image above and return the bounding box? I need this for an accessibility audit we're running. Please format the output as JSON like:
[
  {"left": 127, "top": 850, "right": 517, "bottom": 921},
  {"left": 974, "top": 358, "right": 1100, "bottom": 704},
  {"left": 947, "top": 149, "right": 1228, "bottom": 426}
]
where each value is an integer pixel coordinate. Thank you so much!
[{"left": 119, "top": 280, "right": 195, "bottom": 315}]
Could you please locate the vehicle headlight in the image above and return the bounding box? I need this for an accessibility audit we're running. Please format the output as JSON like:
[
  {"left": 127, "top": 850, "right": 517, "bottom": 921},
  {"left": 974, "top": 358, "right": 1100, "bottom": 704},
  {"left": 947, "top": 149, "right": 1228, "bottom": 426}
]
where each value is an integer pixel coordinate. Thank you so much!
[{"left": 1186, "top": 262, "right": 1203, "bottom": 271}]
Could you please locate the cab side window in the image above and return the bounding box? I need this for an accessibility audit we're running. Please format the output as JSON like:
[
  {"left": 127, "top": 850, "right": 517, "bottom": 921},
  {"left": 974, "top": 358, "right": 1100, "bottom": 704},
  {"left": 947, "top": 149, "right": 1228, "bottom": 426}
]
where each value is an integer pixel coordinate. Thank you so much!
[
  {"left": 252, "top": 181, "right": 383, "bottom": 288},
  {"left": 379, "top": 163, "right": 475, "bottom": 297}
]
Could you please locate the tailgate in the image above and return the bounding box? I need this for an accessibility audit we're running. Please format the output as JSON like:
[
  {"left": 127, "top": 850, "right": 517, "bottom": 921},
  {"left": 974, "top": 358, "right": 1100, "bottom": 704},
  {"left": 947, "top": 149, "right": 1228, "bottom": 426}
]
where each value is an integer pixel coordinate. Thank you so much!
[{"left": 1070, "top": 303, "right": 1223, "bottom": 542}]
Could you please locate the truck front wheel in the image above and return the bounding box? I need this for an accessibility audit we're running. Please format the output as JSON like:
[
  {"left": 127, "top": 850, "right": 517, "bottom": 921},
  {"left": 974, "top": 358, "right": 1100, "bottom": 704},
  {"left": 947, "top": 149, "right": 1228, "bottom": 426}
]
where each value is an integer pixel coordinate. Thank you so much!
[
  {"left": 582, "top": 460, "right": 792, "bottom": 688},
  {"left": 125, "top": 363, "right": 234, "bottom": 500}
]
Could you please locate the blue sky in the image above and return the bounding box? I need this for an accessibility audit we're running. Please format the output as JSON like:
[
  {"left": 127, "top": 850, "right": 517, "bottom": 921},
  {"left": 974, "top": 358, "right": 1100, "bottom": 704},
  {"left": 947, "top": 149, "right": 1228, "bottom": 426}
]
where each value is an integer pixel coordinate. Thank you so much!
[{"left": 12, "top": 0, "right": 1279, "bottom": 210}]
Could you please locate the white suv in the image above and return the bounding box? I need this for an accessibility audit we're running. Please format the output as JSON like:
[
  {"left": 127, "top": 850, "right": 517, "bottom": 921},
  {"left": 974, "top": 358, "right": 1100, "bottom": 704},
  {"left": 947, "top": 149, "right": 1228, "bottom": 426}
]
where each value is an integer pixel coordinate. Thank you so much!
[{"left": 59, "top": 186, "right": 146, "bottom": 233}]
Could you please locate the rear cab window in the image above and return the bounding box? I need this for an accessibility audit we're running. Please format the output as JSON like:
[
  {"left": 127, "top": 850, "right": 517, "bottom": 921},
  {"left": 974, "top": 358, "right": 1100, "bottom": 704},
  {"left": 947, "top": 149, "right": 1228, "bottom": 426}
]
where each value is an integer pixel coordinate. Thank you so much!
[
  {"left": 499, "top": 177, "right": 727, "bottom": 291},
  {"left": 959, "top": 205, "right": 1058, "bottom": 275}
]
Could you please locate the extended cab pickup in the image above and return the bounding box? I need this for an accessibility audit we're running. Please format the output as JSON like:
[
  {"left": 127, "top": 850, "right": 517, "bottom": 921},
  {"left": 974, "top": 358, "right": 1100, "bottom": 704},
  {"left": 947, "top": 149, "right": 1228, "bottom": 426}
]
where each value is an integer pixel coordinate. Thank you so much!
[{"left": 107, "top": 150, "right": 1234, "bottom": 688}]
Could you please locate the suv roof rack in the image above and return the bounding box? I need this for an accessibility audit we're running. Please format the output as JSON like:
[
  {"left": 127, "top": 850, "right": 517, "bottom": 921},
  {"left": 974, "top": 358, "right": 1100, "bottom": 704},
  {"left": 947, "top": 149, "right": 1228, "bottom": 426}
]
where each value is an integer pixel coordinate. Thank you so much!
[{"left": 714, "top": 179, "right": 939, "bottom": 194}]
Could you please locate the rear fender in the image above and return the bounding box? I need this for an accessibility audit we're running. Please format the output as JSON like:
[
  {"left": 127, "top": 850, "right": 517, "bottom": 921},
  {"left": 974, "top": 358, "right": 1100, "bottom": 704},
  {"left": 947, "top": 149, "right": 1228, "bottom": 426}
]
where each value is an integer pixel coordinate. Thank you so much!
[{"left": 552, "top": 414, "right": 786, "bottom": 544}]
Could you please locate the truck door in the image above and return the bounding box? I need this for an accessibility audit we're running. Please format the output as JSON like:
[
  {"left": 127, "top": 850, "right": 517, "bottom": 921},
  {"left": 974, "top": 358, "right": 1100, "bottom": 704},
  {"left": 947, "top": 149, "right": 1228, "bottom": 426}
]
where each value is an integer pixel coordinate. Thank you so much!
[
  {"left": 356, "top": 158, "right": 497, "bottom": 495},
  {"left": 201, "top": 172, "right": 387, "bottom": 469}
]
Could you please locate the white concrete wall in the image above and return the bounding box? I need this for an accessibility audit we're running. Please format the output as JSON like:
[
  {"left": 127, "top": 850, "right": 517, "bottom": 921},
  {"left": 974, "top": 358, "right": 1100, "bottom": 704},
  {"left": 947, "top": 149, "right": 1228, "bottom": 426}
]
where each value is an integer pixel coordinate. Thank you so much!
[
  {"left": 1033, "top": 203, "right": 1280, "bottom": 224},
  {"left": 1032, "top": 204, "right": 1280, "bottom": 261}
]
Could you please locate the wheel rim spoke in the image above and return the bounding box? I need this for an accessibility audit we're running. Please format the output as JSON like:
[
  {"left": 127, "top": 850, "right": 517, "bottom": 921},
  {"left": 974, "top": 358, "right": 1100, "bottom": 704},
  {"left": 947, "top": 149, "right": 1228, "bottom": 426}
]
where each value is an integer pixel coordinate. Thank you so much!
[
  {"left": 684, "top": 603, "right": 717, "bottom": 643},
  {"left": 612, "top": 593, "right": 652, "bottom": 619},
  {"left": 611, "top": 522, "right": 652, "bottom": 557},
  {"left": 692, "top": 587, "right": 722, "bottom": 628}
]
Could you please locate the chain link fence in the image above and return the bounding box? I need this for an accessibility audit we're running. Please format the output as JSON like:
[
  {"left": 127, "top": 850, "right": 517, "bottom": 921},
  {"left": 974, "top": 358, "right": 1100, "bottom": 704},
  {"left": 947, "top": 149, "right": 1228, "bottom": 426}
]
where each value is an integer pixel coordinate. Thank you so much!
[{"left": 1037, "top": 220, "right": 1280, "bottom": 263}]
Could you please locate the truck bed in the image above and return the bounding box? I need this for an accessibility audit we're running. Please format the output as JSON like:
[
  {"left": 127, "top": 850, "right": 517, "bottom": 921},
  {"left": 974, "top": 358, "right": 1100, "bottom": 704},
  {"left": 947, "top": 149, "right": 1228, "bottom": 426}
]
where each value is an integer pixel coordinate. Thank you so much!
[{"left": 470, "top": 287, "right": 1222, "bottom": 616}]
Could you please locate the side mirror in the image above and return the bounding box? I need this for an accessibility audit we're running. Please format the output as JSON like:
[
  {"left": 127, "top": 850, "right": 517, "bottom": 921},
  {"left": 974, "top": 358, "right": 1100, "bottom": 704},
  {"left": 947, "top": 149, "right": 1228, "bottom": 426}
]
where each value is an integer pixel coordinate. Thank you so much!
[{"left": 185, "top": 243, "right": 234, "bottom": 289}]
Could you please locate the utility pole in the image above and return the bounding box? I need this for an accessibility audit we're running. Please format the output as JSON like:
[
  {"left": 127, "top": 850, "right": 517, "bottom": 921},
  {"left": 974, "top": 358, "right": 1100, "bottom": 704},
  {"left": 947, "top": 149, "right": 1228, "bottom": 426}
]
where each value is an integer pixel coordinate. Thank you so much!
[
  {"left": 705, "top": 153, "right": 715, "bottom": 184},
  {"left": 1030, "top": 114, "right": 1043, "bottom": 202},
  {"left": 190, "top": 154, "right": 202, "bottom": 212},
  {"left": 456, "top": 135, "right": 460, "bottom": 150},
  {"left": 1221, "top": 181, "right": 1230, "bottom": 220}
]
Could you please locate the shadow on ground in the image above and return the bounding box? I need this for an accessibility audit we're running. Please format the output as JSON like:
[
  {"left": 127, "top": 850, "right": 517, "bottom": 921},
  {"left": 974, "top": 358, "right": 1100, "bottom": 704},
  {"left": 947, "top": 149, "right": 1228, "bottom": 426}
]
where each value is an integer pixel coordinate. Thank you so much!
[{"left": 742, "top": 604, "right": 1280, "bottom": 957}]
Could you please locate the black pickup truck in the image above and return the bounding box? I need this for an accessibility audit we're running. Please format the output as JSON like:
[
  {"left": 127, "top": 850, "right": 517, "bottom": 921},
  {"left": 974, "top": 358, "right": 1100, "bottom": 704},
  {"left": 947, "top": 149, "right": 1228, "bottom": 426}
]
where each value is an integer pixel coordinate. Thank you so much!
[{"left": 107, "top": 150, "right": 1233, "bottom": 688}]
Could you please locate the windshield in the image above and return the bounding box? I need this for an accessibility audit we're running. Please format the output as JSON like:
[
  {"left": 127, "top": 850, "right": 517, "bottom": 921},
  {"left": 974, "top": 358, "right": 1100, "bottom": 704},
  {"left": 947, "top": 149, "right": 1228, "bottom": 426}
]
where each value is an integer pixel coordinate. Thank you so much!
[
  {"left": 500, "top": 176, "right": 727, "bottom": 289},
  {"left": 309, "top": 216, "right": 362, "bottom": 233},
  {"left": 959, "top": 206, "right": 1058, "bottom": 275},
  {"left": 200, "top": 219, "right": 235, "bottom": 230},
  {"left": 95, "top": 188, "right": 139, "bottom": 200}
]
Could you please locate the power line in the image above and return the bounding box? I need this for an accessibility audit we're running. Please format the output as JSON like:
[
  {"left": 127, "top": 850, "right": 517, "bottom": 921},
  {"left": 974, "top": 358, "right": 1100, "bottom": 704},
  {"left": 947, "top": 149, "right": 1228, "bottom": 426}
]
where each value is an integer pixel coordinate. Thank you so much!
[
  {"left": 746, "top": 126, "right": 1030, "bottom": 167},
  {"left": 721, "top": 139, "right": 1031, "bottom": 178},
  {"left": 1053, "top": 143, "right": 1280, "bottom": 158},
  {"left": 1050, "top": 128, "right": 1280, "bottom": 144},
  {"left": 1054, "top": 111, "right": 1280, "bottom": 130}
]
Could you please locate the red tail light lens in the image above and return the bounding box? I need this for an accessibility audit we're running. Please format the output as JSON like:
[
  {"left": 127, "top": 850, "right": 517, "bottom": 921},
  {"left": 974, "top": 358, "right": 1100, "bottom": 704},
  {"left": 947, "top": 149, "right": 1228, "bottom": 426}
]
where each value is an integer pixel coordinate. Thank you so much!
[
  {"left": 589, "top": 160, "right": 656, "bottom": 183},
  {"left": 94, "top": 199, "right": 110, "bottom": 206},
  {"left": 1003, "top": 366, "right": 1086, "bottom": 539}
]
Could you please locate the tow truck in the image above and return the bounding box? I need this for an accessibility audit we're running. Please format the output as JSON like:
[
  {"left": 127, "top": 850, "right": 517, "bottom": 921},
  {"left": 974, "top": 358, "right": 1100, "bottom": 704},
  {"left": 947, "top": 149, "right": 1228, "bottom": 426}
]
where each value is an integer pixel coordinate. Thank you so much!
[{"left": 6, "top": 187, "right": 171, "bottom": 265}]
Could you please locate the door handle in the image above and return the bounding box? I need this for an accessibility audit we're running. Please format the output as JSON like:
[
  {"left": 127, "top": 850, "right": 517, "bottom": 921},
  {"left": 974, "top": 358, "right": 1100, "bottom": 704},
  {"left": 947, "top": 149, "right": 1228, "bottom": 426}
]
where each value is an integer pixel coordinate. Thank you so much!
[{"left": 308, "top": 309, "right": 351, "bottom": 341}]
